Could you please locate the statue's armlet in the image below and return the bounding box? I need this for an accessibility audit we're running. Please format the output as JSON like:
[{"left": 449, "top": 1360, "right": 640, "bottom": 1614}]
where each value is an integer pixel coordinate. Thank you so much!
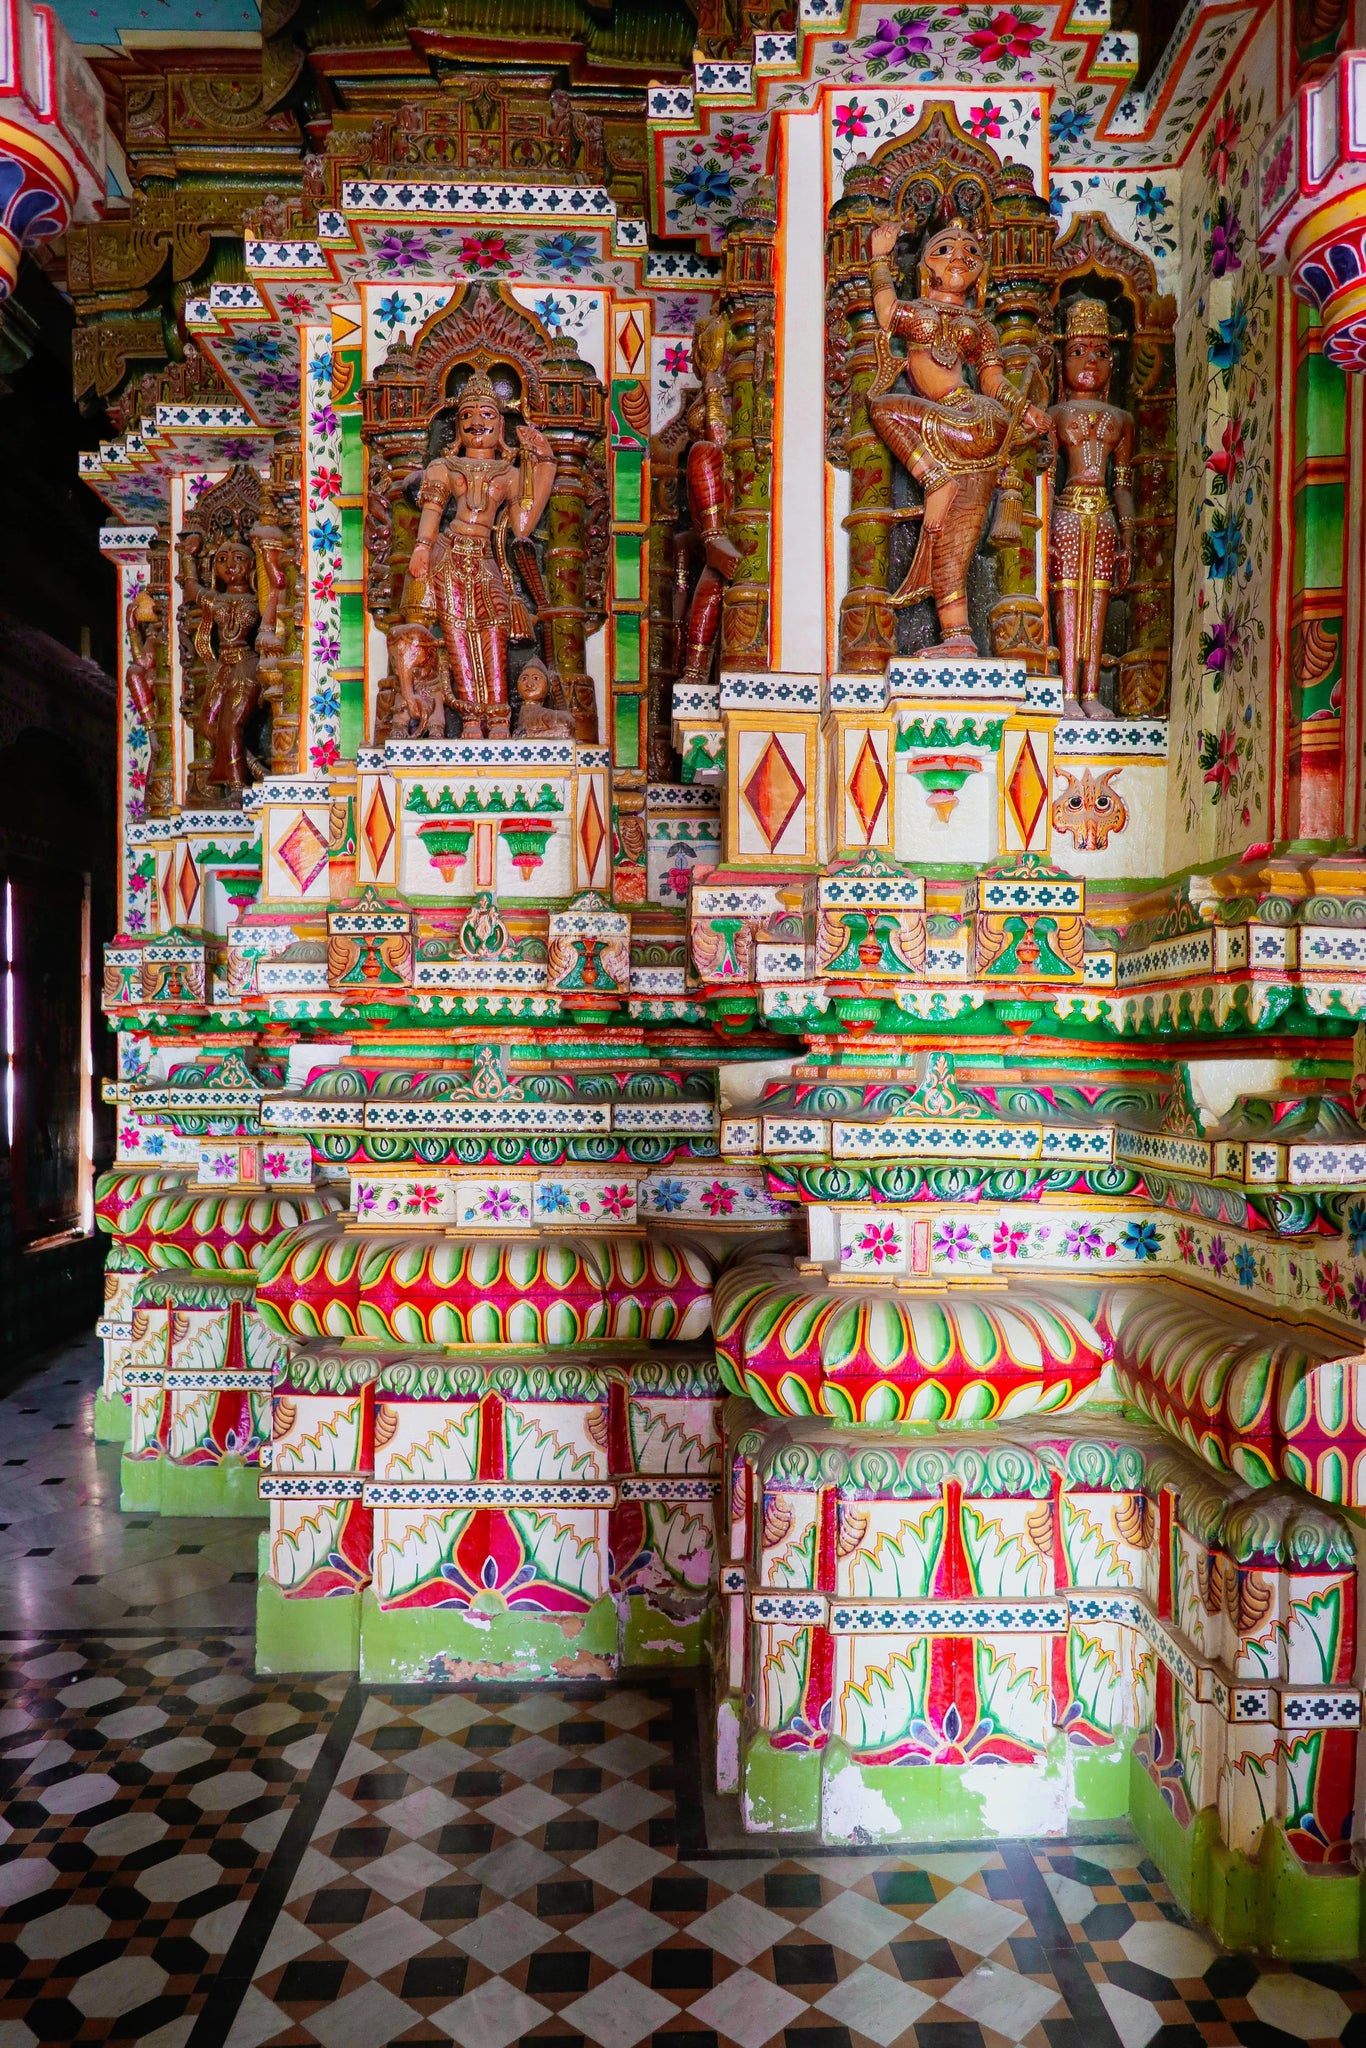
[
  {"left": 967, "top": 319, "right": 1004, "bottom": 374},
  {"left": 417, "top": 465, "right": 450, "bottom": 510}
]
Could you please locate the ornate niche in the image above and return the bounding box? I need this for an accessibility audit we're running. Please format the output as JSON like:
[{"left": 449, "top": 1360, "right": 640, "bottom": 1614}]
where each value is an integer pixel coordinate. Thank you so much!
[
  {"left": 825, "top": 107, "right": 1057, "bottom": 671},
  {"left": 361, "top": 282, "right": 608, "bottom": 744},
  {"left": 175, "top": 457, "right": 302, "bottom": 808},
  {"left": 1053, "top": 214, "right": 1177, "bottom": 717}
]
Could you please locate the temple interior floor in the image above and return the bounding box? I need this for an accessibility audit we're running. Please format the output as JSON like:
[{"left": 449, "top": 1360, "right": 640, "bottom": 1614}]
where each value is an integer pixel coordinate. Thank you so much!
[{"left": 2, "top": 1347, "right": 1366, "bottom": 2048}]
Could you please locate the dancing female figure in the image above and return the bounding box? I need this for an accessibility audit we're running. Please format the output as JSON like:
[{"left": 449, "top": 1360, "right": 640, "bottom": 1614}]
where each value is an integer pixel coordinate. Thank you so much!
[{"left": 866, "top": 215, "right": 1048, "bottom": 657}]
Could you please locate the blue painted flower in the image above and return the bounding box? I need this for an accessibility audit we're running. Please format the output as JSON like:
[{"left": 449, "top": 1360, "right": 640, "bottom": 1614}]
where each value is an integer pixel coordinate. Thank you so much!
[
  {"left": 233, "top": 332, "right": 283, "bottom": 365},
  {"left": 536, "top": 232, "right": 596, "bottom": 274},
  {"left": 1204, "top": 513, "right": 1245, "bottom": 581},
  {"left": 672, "top": 162, "right": 734, "bottom": 210},
  {"left": 1132, "top": 176, "right": 1169, "bottom": 221},
  {"left": 537, "top": 1183, "right": 572, "bottom": 1214},
  {"left": 1119, "top": 1218, "right": 1160, "bottom": 1261},
  {"left": 375, "top": 292, "right": 412, "bottom": 330},
  {"left": 1050, "top": 103, "right": 1091, "bottom": 147},
  {"left": 310, "top": 516, "right": 341, "bottom": 552},
  {"left": 533, "top": 294, "right": 567, "bottom": 331},
  {"left": 1349, "top": 1199, "right": 1366, "bottom": 1257},
  {"left": 651, "top": 1179, "right": 688, "bottom": 1213},
  {"left": 1234, "top": 1244, "right": 1257, "bottom": 1287},
  {"left": 309, "top": 350, "right": 333, "bottom": 386},
  {"left": 1208, "top": 301, "right": 1247, "bottom": 374},
  {"left": 312, "top": 682, "right": 340, "bottom": 720}
]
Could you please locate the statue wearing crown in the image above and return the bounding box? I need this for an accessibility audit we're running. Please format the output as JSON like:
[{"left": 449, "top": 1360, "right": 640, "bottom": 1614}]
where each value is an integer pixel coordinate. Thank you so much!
[
  {"left": 1046, "top": 297, "right": 1136, "bottom": 718},
  {"left": 406, "top": 369, "right": 557, "bottom": 738},
  {"left": 865, "top": 214, "right": 1050, "bottom": 658}
]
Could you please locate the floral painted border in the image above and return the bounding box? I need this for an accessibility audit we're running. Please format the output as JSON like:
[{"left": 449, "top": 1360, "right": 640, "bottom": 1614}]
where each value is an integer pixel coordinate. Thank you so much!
[{"left": 303, "top": 325, "right": 344, "bottom": 773}]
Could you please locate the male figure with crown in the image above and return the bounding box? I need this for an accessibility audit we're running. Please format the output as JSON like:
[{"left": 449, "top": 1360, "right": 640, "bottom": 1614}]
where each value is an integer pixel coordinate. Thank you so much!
[{"left": 407, "top": 369, "right": 557, "bottom": 738}]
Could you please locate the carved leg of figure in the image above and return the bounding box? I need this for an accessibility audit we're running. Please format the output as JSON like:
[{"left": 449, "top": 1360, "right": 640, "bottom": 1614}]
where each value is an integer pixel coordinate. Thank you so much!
[
  {"left": 1081, "top": 582, "right": 1114, "bottom": 718},
  {"left": 1077, "top": 507, "right": 1117, "bottom": 718},
  {"left": 679, "top": 564, "right": 724, "bottom": 688},
  {"left": 438, "top": 570, "right": 510, "bottom": 739},
  {"left": 1049, "top": 510, "right": 1085, "bottom": 717},
  {"left": 910, "top": 475, "right": 993, "bottom": 658}
]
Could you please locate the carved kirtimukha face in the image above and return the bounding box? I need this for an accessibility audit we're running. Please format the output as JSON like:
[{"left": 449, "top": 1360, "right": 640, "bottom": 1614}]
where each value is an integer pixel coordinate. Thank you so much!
[
  {"left": 214, "top": 540, "right": 255, "bottom": 592},
  {"left": 1062, "top": 334, "right": 1114, "bottom": 399},
  {"left": 921, "top": 225, "right": 986, "bottom": 299}
]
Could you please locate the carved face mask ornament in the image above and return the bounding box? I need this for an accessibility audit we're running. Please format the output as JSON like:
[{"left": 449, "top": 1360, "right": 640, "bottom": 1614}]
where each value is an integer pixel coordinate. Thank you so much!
[{"left": 1050, "top": 765, "right": 1128, "bottom": 850}]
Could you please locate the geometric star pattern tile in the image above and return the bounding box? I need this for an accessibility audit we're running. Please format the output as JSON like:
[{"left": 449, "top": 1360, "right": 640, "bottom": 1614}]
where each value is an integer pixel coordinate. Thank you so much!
[{"left": 10, "top": 1349, "right": 1366, "bottom": 2045}]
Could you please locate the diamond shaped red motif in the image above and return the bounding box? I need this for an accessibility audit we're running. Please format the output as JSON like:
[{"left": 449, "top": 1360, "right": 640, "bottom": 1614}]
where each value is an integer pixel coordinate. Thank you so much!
[
  {"left": 848, "top": 732, "right": 888, "bottom": 841},
  {"left": 578, "top": 782, "right": 605, "bottom": 883},
  {"left": 276, "top": 813, "right": 329, "bottom": 893},
  {"left": 1006, "top": 734, "right": 1047, "bottom": 847},
  {"left": 363, "top": 785, "right": 395, "bottom": 873},
  {"left": 742, "top": 736, "right": 804, "bottom": 853},
  {"left": 617, "top": 312, "right": 645, "bottom": 374},
  {"left": 177, "top": 851, "right": 200, "bottom": 921}
]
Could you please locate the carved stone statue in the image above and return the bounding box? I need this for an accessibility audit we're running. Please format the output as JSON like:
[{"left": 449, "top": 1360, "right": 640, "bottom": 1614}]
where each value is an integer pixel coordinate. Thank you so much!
[
  {"left": 865, "top": 215, "right": 1049, "bottom": 658},
  {"left": 177, "top": 475, "right": 265, "bottom": 805},
  {"left": 386, "top": 618, "right": 455, "bottom": 738},
  {"left": 406, "top": 371, "right": 556, "bottom": 738},
  {"left": 1046, "top": 297, "right": 1136, "bottom": 717},
  {"left": 125, "top": 585, "right": 159, "bottom": 728},
  {"left": 673, "top": 314, "right": 738, "bottom": 691}
]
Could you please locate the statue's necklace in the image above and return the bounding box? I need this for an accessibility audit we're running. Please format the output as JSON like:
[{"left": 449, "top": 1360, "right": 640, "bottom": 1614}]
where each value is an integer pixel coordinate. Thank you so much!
[
  {"left": 449, "top": 455, "right": 505, "bottom": 514},
  {"left": 1074, "top": 408, "right": 1112, "bottom": 470},
  {"left": 922, "top": 299, "right": 969, "bottom": 371}
]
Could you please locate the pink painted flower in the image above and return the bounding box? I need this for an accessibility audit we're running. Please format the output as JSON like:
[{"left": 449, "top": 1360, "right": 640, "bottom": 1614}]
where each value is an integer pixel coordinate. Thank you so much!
[
  {"left": 968, "top": 100, "right": 1004, "bottom": 140},
  {"left": 310, "top": 737, "right": 340, "bottom": 770},
  {"left": 833, "top": 100, "right": 870, "bottom": 141},
  {"left": 313, "top": 466, "right": 342, "bottom": 500},
  {"left": 460, "top": 232, "right": 512, "bottom": 271},
  {"left": 262, "top": 1151, "right": 288, "bottom": 1179},
  {"left": 662, "top": 343, "right": 690, "bottom": 375},
  {"left": 700, "top": 1180, "right": 737, "bottom": 1215},
  {"left": 600, "top": 1184, "right": 634, "bottom": 1218},
  {"left": 964, "top": 10, "right": 1044, "bottom": 62},
  {"left": 1320, "top": 1260, "right": 1347, "bottom": 1310}
]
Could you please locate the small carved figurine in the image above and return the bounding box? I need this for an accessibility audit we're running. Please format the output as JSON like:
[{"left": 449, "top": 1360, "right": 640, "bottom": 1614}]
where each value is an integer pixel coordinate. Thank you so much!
[
  {"left": 515, "top": 658, "right": 576, "bottom": 737},
  {"left": 178, "top": 527, "right": 262, "bottom": 802},
  {"left": 407, "top": 371, "right": 556, "bottom": 739},
  {"left": 866, "top": 215, "right": 1049, "bottom": 657},
  {"left": 125, "top": 585, "right": 159, "bottom": 728},
  {"left": 385, "top": 619, "right": 453, "bottom": 738},
  {"left": 673, "top": 314, "right": 738, "bottom": 691},
  {"left": 1046, "top": 298, "right": 1136, "bottom": 717}
]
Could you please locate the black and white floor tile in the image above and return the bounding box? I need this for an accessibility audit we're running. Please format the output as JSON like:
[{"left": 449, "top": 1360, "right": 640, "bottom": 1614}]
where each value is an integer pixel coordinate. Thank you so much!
[{"left": 4, "top": 1344, "right": 1366, "bottom": 2047}]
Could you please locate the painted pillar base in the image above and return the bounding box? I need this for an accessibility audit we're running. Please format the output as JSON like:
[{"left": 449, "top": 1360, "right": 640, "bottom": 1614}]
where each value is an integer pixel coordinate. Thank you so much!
[
  {"left": 257, "top": 1551, "right": 362, "bottom": 1675},
  {"left": 1129, "top": 1754, "right": 1364, "bottom": 1959},
  {"left": 619, "top": 1597, "right": 710, "bottom": 1668},
  {"left": 739, "top": 1732, "right": 1133, "bottom": 1844},
  {"left": 357, "top": 1589, "right": 621, "bottom": 1685},
  {"left": 119, "top": 1452, "right": 267, "bottom": 1518},
  {"left": 741, "top": 1735, "right": 823, "bottom": 1833},
  {"left": 93, "top": 1392, "right": 131, "bottom": 1444}
]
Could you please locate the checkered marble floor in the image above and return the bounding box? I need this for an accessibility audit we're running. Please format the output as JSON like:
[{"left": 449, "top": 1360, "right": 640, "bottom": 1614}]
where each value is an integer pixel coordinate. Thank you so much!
[{"left": 5, "top": 1346, "right": 1366, "bottom": 2046}]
